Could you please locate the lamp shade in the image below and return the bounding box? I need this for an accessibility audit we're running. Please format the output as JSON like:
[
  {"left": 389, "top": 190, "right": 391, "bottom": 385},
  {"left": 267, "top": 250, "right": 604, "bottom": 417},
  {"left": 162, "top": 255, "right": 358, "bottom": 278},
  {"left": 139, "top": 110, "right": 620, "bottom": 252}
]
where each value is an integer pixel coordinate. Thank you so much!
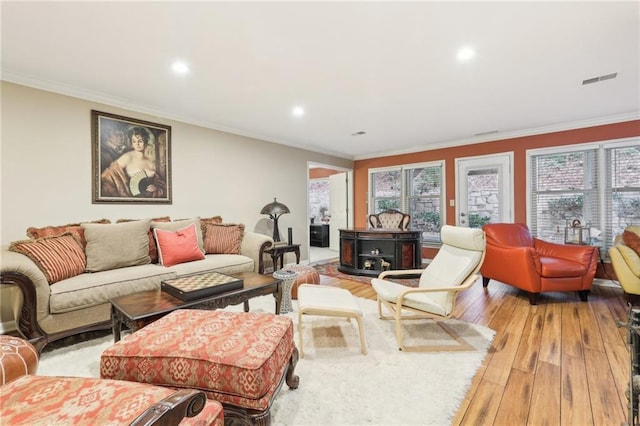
[
  {"left": 261, "top": 198, "right": 290, "bottom": 242},
  {"left": 260, "top": 198, "right": 290, "bottom": 217}
]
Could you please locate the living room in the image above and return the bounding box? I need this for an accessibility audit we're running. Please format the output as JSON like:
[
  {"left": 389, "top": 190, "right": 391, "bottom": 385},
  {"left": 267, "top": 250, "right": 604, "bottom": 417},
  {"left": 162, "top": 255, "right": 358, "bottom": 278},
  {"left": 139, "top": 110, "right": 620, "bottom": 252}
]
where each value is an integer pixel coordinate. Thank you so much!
[{"left": 2, "top": 1, "right": 640, "bottom": 425}]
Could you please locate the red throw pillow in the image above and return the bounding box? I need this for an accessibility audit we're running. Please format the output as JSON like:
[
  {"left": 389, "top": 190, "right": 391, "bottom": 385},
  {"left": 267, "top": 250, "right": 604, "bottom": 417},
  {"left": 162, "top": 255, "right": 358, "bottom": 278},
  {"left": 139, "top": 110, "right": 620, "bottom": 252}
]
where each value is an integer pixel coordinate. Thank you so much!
[
  {"left": 9, "top": 233, "right": 86, "bottom": 284},
  {"left": 203, "top": 223, "right": 245, "bottom": 254},
  {"left": 622, "top": 229, "right": 640, "bottom": 257},
  {"left": 153, "top": 223, "right": 205, "bottom": 267}
]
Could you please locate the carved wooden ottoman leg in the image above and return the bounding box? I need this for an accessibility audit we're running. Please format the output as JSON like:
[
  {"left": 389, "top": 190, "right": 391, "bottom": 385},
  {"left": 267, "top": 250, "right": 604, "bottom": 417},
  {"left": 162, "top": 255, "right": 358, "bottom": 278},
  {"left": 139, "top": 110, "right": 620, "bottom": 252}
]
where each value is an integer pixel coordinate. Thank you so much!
[{"left": 286, "top": 346, "right": 300, "bottom": 389}]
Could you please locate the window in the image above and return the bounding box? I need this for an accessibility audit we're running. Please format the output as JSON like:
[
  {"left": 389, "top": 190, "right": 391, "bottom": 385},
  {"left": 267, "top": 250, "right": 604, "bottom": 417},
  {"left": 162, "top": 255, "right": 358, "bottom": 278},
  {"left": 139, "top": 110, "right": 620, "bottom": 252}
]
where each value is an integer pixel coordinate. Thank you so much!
[
  {"left": 528, "top": 138, "right": 640, "bottom": 257},
  {"left": 606, "top": 145, "right": 640, "bottom": 243},
  {"left": 369, "top": 162, "right": 445, "bottom": 244}
]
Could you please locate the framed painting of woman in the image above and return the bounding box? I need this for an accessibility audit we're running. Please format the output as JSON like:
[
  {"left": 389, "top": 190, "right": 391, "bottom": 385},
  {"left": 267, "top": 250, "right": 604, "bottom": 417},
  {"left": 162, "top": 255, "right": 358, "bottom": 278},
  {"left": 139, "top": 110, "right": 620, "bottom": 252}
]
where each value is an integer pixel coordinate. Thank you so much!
[{"left": 91, "top": 110, "right": 172, "bottom": 204}]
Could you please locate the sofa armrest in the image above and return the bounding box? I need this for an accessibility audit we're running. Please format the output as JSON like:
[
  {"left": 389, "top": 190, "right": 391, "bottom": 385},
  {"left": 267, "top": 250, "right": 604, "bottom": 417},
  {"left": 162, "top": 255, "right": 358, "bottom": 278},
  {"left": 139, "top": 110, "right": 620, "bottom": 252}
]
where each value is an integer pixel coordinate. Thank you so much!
[
  {"left": 481, "top": 244, "right": 543, "bottom": 291},
  {"left": 533, "top": 238, "right": 597, "bottom": 265},
  {"left": 613, "top": 244, "right": 640, "bottom": 277},
  {"left": 240, "top": 232, "right": 274, "bottom": 273},
  {"left": 0, "top": 250, "right": 50, "bottom": 350},
  {"left": 610, "top": 244, "right": 640, "bottom": 295}
]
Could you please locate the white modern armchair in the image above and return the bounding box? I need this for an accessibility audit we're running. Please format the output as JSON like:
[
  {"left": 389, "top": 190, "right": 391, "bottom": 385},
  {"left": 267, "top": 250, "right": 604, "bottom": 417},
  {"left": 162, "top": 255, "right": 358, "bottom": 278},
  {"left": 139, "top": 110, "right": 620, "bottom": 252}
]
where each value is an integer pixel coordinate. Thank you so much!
[{"left": 371, "top": 225, "right": 486, "bottom": 352}]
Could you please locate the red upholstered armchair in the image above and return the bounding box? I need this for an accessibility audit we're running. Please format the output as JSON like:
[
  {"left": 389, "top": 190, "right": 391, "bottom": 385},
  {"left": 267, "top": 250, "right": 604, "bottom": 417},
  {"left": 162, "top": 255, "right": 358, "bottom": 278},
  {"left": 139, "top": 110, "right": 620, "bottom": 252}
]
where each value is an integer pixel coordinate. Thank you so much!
[{"left": 481, "top": 223, "right": 598, "bottom": 304}]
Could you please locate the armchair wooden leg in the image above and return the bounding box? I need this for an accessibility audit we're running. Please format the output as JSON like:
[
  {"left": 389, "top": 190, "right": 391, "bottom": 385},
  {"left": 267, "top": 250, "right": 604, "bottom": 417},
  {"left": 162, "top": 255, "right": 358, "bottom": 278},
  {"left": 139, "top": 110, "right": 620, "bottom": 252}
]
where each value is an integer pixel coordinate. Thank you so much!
[
  {"left": 528, "top": 293, "right": 539, "bottom": 305},
  {"left": 482, "top": 277, "right": 490, "bottom": 288},
  {"left": 578, "top": 290, "right": 589, "bottom": 302}
]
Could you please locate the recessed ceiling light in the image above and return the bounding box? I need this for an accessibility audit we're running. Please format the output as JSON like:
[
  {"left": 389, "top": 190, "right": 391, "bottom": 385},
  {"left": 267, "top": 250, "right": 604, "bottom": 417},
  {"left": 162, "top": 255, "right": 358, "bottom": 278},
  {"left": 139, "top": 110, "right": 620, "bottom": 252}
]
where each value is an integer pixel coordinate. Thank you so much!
[
  {"left": 171, "top": 61, "right": 190, "bottom": 75},
  {"left": 457, "top": 46, "right": 475, "bottom": 62},
  {"left": 292, "top": 106, "right": 305, "bottom": 117}
]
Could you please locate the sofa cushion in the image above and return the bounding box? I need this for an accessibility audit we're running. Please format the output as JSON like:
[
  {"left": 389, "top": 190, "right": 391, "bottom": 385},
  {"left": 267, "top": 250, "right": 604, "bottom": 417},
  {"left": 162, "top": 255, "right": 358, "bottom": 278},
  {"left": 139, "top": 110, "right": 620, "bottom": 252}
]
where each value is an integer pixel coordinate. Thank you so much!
[
  {"left": 152, "top": 218, "right": 205, "bottom": 254},
  {"left": 49, "top": 264, "right": 175, "bottom": 314},
  {"left": 154, "top": 223, "right": 206, "bottom": 267},
  {"left": 623, "top": 229, "right": 640, "bottom": 257},
  {"left": 9, "top": 234, "right": 86, "bottom": 284},
  {"left": 163, "top": 254, "right": 255, "bottom": 276},
  {"left": 117, "top": 216, "right": 170, "bottom": 263},
  {"left": 26, "top": 218, "right": 110, "bottom": 249},
  {"left": 204, "top": 223, "right": 245, "bottom": 254},
  {"left": 83, "top": 220, "right": 151, "bottom": 272},
  {"left": 539, "top": 257, "right": 587, "bottom": 278}
]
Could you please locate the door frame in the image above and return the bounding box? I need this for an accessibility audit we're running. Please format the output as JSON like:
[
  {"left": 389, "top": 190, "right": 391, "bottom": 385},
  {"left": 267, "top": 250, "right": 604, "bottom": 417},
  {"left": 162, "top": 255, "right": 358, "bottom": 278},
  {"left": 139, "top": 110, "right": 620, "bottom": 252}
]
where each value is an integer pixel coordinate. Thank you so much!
[
  {"left": 307, "top": 162, "right": 354, "bottom": 262},
  {"left": 454, "top": 152, "right": 514, "bottom": 227}
]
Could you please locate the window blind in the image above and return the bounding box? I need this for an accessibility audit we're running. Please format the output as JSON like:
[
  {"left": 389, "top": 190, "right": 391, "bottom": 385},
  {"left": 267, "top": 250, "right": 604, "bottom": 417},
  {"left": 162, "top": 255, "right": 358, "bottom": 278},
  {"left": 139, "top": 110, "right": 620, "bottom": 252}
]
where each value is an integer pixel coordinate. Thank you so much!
[
  {"left": 605, "top": 145, "right": 640, "bottom": 249},
  {"left": 530, "top": 149, "right": 600, "bottom": 245}
]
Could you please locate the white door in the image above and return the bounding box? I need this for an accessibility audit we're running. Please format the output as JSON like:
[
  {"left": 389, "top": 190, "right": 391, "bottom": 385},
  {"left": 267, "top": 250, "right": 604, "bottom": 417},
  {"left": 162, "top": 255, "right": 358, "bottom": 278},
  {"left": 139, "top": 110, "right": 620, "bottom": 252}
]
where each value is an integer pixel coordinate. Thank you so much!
[
  {"left": 329, "top": 172, "right": 353, "bottom": 250},
  {"left": 455, "top": 153, "right": 513, "bottom": 227}
]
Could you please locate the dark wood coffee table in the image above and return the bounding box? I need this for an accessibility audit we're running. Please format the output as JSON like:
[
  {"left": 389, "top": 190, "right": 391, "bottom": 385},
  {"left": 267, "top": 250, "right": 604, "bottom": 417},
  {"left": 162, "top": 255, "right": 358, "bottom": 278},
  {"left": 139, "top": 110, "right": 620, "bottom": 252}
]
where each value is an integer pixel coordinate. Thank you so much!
[{"left": 110, "top": 271, "right": 281, "bottom": 342}]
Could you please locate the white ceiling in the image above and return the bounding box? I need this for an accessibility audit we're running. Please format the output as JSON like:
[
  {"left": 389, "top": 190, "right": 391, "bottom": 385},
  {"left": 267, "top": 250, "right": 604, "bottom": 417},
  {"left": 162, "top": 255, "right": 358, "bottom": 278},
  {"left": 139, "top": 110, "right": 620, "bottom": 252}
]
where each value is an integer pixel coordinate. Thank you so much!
[{"left": 2, "top": 1, "right": 639, "bottom": 160}]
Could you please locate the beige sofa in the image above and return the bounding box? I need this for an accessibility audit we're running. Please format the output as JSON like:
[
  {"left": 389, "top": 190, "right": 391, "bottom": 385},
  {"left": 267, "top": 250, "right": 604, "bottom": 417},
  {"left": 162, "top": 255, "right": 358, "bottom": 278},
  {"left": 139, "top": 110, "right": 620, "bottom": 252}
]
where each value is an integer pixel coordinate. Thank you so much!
[{"left": 0, "top": 217, "right": 273, "bottom": 351}]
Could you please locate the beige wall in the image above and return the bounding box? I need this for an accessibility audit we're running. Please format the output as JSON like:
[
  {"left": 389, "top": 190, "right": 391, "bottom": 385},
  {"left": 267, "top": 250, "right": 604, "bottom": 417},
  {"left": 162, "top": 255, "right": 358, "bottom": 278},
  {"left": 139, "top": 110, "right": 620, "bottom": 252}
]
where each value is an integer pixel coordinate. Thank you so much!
[
  {"left": 0, "top": 82, "right": 352, "bottom": 256},
  {"left": 0, "top": 81, "right": 353, "bottom": 331}
]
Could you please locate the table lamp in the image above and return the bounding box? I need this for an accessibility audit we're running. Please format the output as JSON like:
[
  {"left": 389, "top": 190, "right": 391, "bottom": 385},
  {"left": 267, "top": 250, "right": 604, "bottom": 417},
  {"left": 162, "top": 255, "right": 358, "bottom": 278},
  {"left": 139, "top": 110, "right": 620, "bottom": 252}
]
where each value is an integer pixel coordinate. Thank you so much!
[{"left": 260, "top": 198, "right": 290, "bottom": 242}]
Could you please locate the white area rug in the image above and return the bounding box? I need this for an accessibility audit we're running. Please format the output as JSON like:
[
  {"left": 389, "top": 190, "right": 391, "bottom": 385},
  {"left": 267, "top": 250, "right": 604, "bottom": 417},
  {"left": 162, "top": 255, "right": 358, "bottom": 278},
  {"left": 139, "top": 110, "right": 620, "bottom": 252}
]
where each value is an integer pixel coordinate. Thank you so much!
[{"left": 38, "top": 295, "right": 495, "bottom": 425}]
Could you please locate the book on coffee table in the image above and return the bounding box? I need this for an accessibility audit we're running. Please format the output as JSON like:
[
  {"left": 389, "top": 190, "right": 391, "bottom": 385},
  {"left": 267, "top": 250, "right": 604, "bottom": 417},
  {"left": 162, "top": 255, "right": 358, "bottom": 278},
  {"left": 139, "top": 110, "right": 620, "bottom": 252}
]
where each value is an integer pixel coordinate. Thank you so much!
[{"left": 161, "top": 272, "right": 244, "bottom": 301}]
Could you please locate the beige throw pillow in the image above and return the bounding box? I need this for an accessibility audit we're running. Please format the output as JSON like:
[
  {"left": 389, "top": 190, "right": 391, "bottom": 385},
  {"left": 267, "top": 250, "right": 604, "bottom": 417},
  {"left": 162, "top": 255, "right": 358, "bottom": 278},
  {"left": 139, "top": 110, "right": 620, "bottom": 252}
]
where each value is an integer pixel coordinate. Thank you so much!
[
  {"left": 151, "top": 218, "right": 205, "bottom": 254},
  {"left": 83, "top": 219, "right": 151, "bottom": 272}
]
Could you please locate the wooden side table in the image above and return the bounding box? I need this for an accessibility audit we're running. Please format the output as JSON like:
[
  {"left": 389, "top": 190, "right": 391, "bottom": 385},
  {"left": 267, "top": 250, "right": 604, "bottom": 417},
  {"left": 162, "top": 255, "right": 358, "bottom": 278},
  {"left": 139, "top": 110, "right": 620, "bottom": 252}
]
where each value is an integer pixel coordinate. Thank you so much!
[{"left": 265, "top": 243, "right": 300, "bottom": 271}]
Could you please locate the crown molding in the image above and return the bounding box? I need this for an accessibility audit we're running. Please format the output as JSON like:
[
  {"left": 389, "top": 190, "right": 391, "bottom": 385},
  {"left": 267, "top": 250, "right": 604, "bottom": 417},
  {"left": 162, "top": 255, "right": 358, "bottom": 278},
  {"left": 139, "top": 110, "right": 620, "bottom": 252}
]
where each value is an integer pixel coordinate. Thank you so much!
[
  {"left": 353, "top": 112, "right": 640, "bottom": 161},
  {"left": 2, "top": 71, "right": 354, "bottom": 161},
  {"left": 3, "top": 71, "right": 636, "bottom": 163}
]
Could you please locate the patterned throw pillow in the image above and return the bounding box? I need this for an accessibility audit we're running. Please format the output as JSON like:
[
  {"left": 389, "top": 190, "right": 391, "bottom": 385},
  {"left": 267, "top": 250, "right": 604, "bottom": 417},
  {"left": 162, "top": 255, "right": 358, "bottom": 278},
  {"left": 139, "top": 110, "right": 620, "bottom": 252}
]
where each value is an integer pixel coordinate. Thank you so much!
[
  {"left": 154, "top": 223, "right": 206, "bottom": 267},
  {"left": 200, "top": 216, "right": 223, "bottom": 234},
  {"left": 117, "top": 216, "right": 171, "bottom": 263},
  {"left": 26, "top": 219, "right": 111, "bottom": 249},
  {"left": 9, "top": 233, "right": 86, "bottom": 284},
  {"left": 623, "top": 229, "right": 640, "bottom": 257},
  {"left": 203, "top": 223, "right": 245, "bottom": 254}
]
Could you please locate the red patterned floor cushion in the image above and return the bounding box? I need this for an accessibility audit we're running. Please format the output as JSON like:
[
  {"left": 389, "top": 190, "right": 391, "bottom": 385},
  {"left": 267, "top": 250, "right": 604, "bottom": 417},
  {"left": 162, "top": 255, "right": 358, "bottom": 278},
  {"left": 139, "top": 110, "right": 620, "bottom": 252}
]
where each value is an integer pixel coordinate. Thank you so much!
[
  {"left": 0, "top": 375, "right": 224, "bottom": 425},
  {"left": 100, "top": 309, "right": 295, "bottom": 411}
]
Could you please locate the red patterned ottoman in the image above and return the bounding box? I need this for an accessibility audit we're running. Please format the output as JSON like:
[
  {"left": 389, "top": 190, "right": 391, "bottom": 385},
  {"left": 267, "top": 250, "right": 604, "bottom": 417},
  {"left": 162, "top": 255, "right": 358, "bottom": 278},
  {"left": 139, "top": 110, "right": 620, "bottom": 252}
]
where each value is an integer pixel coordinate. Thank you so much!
[
  {"left": 286, "top": 264, "right": 320, "bottom": 299},
  {"left": 100, "top": 309, "right": 299, "bottom": 426},
  {"left": 0, "top": 375, "right": 224, "bottom": 425}
]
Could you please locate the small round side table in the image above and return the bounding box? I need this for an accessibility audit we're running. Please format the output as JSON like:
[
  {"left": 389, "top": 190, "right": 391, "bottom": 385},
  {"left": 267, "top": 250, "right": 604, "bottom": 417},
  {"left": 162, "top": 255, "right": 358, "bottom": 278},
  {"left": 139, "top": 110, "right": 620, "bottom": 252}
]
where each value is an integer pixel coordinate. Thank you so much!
[
  {"left": 273, "top": 269, "right": 298, "bottom": 314},
  {"left": 0, "top": 335, "right": 39, "bottom": 385}
]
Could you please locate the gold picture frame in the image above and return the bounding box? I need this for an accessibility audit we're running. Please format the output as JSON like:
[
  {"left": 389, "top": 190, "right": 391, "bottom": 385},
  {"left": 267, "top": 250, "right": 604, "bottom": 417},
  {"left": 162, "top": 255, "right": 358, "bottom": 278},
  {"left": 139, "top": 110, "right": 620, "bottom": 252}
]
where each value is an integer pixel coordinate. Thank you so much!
[{"left": 91, "top": 110, "right": 172, "bottom": 204}]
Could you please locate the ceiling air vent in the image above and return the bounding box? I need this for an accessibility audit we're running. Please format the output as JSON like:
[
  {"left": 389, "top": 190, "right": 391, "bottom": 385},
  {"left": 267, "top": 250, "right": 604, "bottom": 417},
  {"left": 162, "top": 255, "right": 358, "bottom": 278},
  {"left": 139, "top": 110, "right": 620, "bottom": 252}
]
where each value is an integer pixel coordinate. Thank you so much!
[
  {"left": 582, "top": 72, "right": 618, "bottom": 85},
  {"left": 474, "top": 130, "right": 499, "bottom": 137}
]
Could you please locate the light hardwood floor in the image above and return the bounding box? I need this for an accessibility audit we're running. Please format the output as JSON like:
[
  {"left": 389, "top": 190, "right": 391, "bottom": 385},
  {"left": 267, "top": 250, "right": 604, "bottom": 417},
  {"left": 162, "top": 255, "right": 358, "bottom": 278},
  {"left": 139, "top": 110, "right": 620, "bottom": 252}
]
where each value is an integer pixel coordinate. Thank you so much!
[{"left": 318, "top": 274, "right": 630, "bottom": 425}]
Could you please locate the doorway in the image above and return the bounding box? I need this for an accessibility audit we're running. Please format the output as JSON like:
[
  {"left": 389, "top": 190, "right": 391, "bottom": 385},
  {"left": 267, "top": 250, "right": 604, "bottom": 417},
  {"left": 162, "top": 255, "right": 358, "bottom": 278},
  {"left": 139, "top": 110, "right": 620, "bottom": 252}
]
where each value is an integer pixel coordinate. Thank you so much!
[
  {"left": 308, "top": 163, "right": 353, "bottom": 264},
  {"left": 455, "top": 153, "right": 514, "bottom": 227}
]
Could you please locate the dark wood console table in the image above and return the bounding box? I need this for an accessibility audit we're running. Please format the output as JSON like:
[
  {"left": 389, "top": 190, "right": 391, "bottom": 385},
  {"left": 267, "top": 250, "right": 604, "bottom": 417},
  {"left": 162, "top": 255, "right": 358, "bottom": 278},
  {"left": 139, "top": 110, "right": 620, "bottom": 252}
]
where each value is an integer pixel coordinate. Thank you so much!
[{"left": 338, "top": 228, "right": 422, "bottom": 277}]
